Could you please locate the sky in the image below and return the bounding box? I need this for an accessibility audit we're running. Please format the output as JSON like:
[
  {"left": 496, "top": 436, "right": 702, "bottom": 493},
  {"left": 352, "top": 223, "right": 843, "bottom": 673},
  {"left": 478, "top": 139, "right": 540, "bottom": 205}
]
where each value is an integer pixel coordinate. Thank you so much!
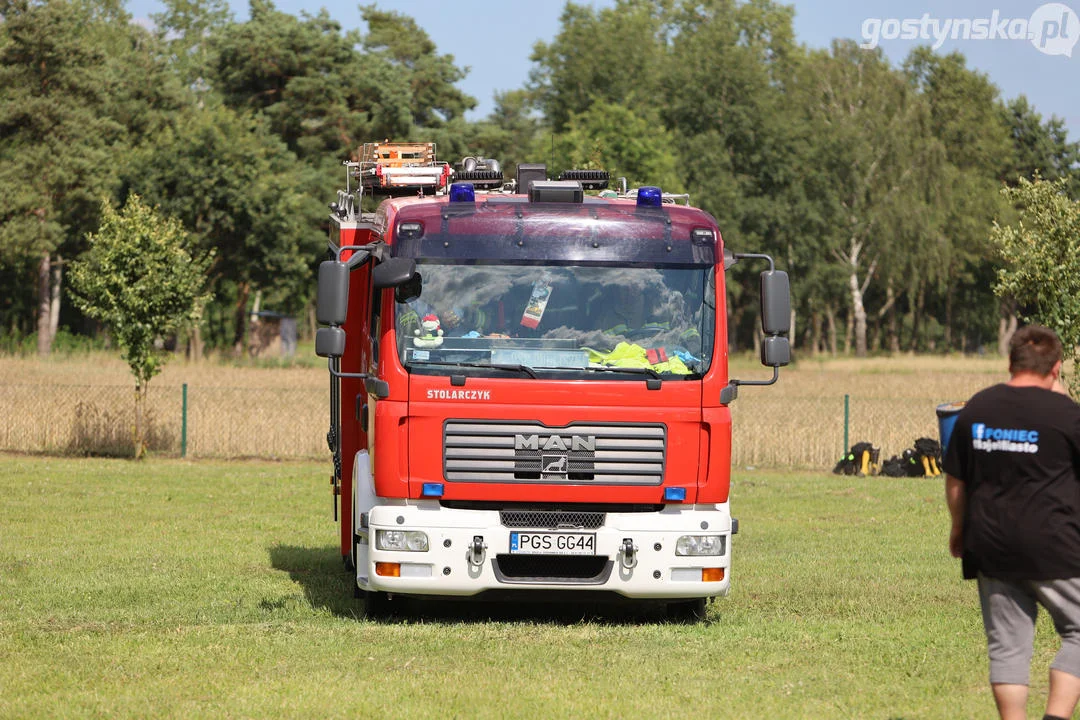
[{"left": 125, "top": 0, "right": 1080, "bottom": 141}]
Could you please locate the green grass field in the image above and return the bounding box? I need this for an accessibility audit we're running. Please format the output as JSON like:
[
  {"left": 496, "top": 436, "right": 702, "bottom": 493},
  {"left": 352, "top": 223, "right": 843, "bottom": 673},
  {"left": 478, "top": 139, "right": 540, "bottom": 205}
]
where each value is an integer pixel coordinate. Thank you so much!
[{"left": 0, "top": 455, "right": 1065, "bottom": 718}]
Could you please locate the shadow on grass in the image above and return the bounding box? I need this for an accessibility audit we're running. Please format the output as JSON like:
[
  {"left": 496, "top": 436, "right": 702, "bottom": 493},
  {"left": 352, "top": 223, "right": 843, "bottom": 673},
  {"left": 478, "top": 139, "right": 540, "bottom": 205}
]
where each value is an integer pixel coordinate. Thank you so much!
[
  {"left": 268, "top": 543, "right": 701, "bottom": 626},
  {"left": 268, "top": 544, "right": 362, "bottom": 619}
]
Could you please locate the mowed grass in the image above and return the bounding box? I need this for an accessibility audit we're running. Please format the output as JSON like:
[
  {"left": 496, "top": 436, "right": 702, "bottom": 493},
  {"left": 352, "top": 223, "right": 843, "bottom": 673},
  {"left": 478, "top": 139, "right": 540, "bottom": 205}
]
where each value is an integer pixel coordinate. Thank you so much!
[{"left": 1, "top": 455, "right": 1068, "bottom": 719}]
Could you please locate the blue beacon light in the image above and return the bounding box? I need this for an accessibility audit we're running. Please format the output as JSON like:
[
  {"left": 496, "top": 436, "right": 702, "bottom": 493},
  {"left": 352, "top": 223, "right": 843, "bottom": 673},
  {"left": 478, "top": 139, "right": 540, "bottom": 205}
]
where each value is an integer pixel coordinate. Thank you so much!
[
  {"left": 636, "top": 186, "right": 663, "bottom": 207},
  {"left": 449, "top": 182, "right": 476, "bottom": 203}
]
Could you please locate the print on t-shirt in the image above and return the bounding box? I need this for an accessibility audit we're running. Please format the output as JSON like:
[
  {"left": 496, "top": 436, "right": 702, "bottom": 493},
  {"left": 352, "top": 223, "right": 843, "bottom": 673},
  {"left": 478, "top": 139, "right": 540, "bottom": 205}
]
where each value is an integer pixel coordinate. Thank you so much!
[{"left": 971, "top": 423, "right": 1040, "bottom": 454}]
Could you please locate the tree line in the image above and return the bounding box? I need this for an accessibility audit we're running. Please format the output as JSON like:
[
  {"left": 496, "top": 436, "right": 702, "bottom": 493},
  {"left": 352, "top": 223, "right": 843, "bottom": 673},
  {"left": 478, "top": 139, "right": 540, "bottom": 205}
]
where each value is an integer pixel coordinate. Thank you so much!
[{"left": 1, "top": 0, "right": 1077, "bottom": 359}]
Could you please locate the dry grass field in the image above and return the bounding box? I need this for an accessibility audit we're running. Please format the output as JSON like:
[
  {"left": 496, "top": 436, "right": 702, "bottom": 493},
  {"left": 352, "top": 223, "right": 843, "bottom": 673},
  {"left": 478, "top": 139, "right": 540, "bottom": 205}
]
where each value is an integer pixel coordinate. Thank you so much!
[
  {"left": 0, "top": 353, "right": 327, "bottom": 458},
  {"left": 0, "top": 351, "right": 1026, "bottom": 467},
  {"left": 729, "top": 353, "right": 1012, "bottom": 467}
]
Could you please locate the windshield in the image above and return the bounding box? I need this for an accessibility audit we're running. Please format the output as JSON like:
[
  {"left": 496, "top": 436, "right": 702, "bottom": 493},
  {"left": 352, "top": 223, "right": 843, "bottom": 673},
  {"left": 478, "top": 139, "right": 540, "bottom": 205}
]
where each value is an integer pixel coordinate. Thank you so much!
[{"left": 395, "top": 263, "right": 715, "bottom": 379}]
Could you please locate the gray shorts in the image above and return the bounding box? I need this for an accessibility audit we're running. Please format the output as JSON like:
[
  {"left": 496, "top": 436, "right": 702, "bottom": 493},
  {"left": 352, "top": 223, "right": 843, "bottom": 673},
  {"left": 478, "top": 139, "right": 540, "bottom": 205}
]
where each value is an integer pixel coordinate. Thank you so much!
[{"left": 978, "top": 574, "right": 1080, "bottom": 685}]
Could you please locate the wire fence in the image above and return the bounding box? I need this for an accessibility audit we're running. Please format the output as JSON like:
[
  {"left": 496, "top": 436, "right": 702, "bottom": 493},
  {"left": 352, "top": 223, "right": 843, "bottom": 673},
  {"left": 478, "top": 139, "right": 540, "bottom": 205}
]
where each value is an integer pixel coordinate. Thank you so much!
[
  {"left": 728, "top": 395, "right": 941, "bottom": 469},
  {"left": 0, "top": 384, "right": 327, "bottom": 459},
  {"left": 0, "top": 383, "right": 945, "bottom": 469}
]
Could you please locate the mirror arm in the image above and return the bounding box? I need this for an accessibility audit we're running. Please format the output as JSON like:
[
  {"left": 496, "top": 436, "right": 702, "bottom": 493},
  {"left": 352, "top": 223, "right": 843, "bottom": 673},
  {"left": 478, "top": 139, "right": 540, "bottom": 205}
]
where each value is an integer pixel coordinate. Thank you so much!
[
  {"left": 729, "top": 367, "right": 779, "bottom": 388},
  {"left": 345, "top": 252, "right": 369, "bottom": 270},
  {"left": 721, "top": 368, "right": 780, "bottom": 404},
  {"left": 732, "top": 252, "right": 775, "bottom": 272},
  {"left": 341, "top": 246, "right": 370, "bottom": 269},
  {"left": 327, "top": 359, "right": 370, "bottom": 380},
  {"left": 330, "top": 241, "right": 386, "bottom": 269}
]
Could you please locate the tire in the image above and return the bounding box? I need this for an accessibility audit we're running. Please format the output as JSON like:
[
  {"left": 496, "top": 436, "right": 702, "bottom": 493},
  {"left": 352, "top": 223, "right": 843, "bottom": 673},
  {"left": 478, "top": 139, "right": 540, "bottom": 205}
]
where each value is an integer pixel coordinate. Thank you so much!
[
  {"left": 363, "top": 590, "right": 397, "bottom": 619},
  {"left": 347, "top": 534, "right": 360, "bottom": 598},
  {"left": 666, "top": 598, "right": 707, "bottom": 623}
]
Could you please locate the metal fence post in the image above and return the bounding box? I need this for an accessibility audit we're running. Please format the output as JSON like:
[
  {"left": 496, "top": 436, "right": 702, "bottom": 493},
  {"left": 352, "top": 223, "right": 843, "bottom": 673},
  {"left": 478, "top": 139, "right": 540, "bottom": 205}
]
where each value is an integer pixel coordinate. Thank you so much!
[
  {"left": 843, "top": 393, "right": 850, "bottom": 453},
  {"left": 181, "top": 383, "right": 188, "bottom": 458}
]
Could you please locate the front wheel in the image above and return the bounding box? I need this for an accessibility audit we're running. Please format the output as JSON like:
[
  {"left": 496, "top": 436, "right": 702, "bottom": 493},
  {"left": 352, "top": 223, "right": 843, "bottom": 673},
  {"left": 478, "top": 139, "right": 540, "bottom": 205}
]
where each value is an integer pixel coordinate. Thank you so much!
[
  {"left": 363, "top": 590, "right": 397, "bottom": 619},
  {"left": 666, "top": 598, "right": 707, "bottom": 623},
  {"left": 347, "top": 535, "right": 360, "bottom": 598}
]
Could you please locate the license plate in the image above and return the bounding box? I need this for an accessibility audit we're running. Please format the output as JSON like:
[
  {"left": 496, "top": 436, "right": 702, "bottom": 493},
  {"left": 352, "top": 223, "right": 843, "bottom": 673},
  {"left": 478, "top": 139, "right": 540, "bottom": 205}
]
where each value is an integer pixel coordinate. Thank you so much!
[{"left": 509, "top": 532, "right": 596, "bottom": 555}]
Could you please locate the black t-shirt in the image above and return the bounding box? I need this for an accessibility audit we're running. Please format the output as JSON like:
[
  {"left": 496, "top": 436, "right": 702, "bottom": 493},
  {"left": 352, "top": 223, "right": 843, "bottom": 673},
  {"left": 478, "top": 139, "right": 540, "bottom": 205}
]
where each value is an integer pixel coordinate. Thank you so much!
[{"left": 943, "top": 383, "right": 1080, "bottom": 580}]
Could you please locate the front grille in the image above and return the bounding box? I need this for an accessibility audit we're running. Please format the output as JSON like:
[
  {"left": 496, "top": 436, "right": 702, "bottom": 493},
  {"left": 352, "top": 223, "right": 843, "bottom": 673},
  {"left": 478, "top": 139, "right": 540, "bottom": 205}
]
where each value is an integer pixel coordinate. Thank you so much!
[
  {"left": 493, "top": 555, "right": 612, "bottom": 584},
  {"left": 444, "top": 421, "right": 666, "bottom": 485},
  {"left": 500, "top": 510, "right": 605, "bottom": 530}
]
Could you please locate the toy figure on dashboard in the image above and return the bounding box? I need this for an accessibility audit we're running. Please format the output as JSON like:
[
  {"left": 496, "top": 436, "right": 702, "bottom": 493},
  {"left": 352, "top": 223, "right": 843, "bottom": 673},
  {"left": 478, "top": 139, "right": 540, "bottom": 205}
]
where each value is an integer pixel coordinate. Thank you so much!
[{"left": 413, "top": 314, "right": 444, "bottom": 348}]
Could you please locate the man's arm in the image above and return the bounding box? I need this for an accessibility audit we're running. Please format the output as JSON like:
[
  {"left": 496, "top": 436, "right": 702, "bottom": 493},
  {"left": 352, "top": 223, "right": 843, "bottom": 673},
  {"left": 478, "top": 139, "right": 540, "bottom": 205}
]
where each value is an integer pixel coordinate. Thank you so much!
[{"left": 946, "top": 474, "right": 966, "bottom": 558}]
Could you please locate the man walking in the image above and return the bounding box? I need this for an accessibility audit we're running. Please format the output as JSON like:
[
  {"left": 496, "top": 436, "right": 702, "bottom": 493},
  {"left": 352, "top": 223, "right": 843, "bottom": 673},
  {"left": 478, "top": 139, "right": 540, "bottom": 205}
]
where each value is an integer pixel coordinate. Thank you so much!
[{"left": 944, "top": 325, "right": 1080, "bottom": 720}]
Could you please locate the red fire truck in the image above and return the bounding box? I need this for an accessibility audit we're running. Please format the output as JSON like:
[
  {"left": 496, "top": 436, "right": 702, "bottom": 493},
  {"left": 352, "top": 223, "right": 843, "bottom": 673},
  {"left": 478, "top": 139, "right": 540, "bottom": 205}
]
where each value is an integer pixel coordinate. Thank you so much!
[{"left": 316, "top": 157, "right": 790, "bottom": 619}]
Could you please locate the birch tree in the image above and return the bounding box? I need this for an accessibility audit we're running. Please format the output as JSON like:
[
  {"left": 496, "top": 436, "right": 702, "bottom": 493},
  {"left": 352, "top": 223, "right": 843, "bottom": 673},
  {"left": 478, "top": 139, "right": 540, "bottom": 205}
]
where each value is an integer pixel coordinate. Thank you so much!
[{"left": 801, "top": 41, "right": 937, "bottom": 356}]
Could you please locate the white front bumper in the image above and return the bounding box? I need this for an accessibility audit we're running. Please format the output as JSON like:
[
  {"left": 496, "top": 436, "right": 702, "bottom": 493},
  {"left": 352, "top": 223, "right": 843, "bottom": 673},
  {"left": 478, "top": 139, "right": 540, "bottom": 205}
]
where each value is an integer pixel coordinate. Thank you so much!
[{"left": 358, "top": 501, "right": 732, "bottom": 599}]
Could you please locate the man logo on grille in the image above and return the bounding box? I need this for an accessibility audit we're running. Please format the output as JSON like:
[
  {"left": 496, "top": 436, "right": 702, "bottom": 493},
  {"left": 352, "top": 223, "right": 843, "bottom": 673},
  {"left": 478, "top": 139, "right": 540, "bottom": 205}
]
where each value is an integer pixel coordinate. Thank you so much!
[{"left": 514, "top": 433, "right": 596, "bottom": 452}]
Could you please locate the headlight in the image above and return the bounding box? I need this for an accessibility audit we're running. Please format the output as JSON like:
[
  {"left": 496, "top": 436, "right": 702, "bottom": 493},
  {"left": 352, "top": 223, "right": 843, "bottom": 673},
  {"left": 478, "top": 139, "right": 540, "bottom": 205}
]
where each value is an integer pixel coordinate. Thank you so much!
[
  {"left": 375, "top": 530, "right": 429, "bottom": 552},
  {"left": 676, "top": 535, "right": 725, "bottom": 556}
]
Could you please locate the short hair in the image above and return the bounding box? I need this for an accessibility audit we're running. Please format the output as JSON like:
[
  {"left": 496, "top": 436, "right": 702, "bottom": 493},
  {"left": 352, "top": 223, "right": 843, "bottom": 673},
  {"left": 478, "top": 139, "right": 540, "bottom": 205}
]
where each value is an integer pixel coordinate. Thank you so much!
[{"left": 1008, "top": 325, "right": 1063, "bottom": 376}]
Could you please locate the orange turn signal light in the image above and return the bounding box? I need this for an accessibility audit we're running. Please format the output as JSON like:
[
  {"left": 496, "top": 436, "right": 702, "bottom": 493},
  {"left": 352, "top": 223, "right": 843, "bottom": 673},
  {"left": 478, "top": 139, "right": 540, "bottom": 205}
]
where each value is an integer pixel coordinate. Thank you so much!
[
  {"left": 375, "top": 562, "right": 401, "bottom": 577},
  {"left": 702, "top": 568, "right": 724, "bottom": 582}
]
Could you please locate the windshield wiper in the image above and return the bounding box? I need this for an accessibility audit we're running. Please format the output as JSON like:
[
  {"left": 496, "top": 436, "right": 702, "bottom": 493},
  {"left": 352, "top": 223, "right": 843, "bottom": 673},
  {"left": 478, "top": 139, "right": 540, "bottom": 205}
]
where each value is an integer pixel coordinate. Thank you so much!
[
  {"left": 540, "top": 364, "right": 664, "bottom": 381},
  {"left": 415, "top": 360, "right": 538, "bottom": 379},
  {"left": 583, "top": 365, "right": 663, "bottom": 380},
  {"left": 416, "top": 360, "right": 665, "bottom": 383}
]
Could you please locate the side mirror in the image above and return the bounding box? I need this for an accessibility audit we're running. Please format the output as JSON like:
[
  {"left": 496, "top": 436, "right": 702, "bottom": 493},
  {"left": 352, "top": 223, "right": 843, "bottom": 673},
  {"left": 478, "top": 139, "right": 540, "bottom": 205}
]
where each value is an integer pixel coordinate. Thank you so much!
[
  {"left": 372, "top": 257, "right": 417, "bottom": 289},
  {"left": 317, "top": 261, "right": 349, "bottom": 325},
  {"left": 760, "top": 270, "right": 790, "bottom": 335},
  {"left": 761, "top": 335, "right": 790, "bottom": 367},
  {"left": 723, "top": 251, "right": 790, "bottom": 401},
  {"left": 395, "top": 271, "right": 423, "bottom": 304},
  {"left": 315, "top": 326, "right": 346, "bottom": 358}
]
